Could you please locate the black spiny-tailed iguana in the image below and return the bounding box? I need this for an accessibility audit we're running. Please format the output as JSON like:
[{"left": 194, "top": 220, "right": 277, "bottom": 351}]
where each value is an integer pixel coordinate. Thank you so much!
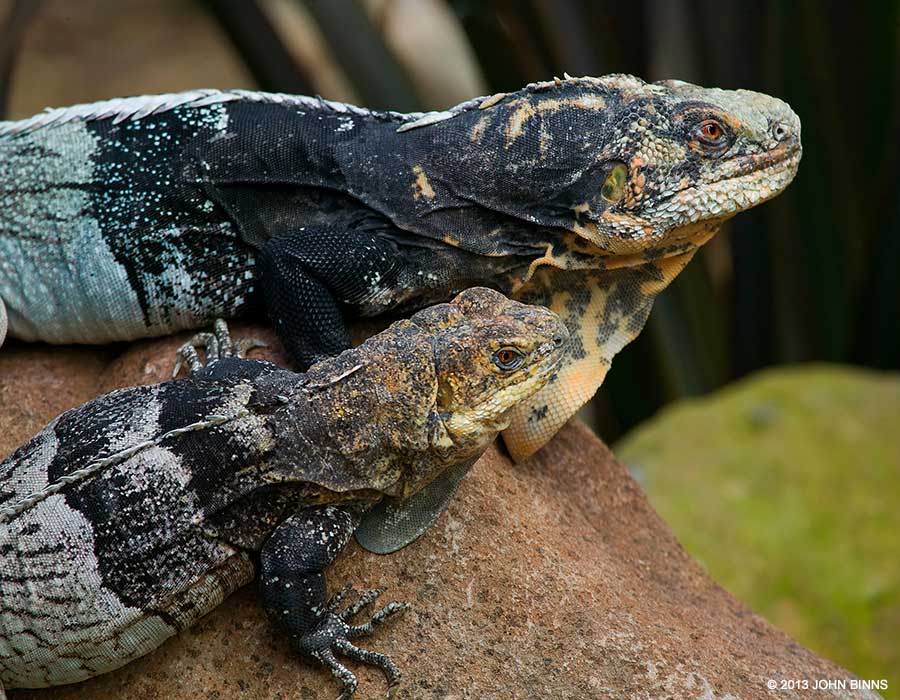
[
  {"left": 0, "top": 74, "right": 801, "bottom": 460},
  {"left": 0, "top": 287, "right": 568, "bottom": 699}
]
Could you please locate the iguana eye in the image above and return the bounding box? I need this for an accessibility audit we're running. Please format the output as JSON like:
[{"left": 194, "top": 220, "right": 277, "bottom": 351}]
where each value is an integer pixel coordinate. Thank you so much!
[
  {"left": 492, "top": 347, "right": 525, "bottom": 371},
  {"left": 697, "top": 119, "right": 725, "bottom": 144},
  {"left": 600, "top": 163, "right": 628, "bottom": 203}
]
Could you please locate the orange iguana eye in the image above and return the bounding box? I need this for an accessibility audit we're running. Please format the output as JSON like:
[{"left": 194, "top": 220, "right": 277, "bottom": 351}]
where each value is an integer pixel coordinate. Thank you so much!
[
  {"left": 492, "top": 347, "right": 525, "bottom": 371},
  {"left": 698, "top": 119, "right": 725, "bottom": 142}
]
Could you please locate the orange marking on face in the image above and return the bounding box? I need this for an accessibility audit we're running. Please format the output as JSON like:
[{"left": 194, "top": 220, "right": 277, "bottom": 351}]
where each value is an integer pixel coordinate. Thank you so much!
[
  {"left": 721, "top": 112, "right": 743, "bottom": 131},
  {"left": 624, "top": 155, "right": 647, "bottom": 207}
]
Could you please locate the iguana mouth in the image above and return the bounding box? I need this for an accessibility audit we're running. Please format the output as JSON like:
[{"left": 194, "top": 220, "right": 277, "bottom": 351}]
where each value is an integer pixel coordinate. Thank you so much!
[
  {"left": 723, "top": 139, "right": 803, "bottom": 182},
  {"left": 653, "top": 139, "right": 802, "bottom": 225},
  {"left": 653, "top": 138, "right": 801, "bottom": 208}
]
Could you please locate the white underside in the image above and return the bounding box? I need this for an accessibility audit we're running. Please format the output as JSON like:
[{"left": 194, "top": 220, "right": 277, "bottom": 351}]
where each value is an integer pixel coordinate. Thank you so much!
[
  {"left": 0, "top": 120, "right": 151, "bottom": 344},
  {"left": 0, "top": 495, "right": 173, "bottom": 687}
]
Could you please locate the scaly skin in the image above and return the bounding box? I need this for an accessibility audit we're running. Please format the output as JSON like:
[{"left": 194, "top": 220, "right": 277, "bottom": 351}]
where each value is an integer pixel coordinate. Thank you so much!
[
  {"left": 0, "top": 288, "right": 566, "bottom": 698},
  {"left": 0, "top": 75, "right": 801, "bottom": 459}
]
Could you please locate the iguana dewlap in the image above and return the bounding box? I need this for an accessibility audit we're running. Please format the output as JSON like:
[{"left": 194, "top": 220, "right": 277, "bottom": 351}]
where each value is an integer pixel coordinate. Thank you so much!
[
  {"left": 0, "top": 74, "right": 801, "bottom": 460},
  {"left": 0, "top": 288, "right": 567, "bottom": 699}
]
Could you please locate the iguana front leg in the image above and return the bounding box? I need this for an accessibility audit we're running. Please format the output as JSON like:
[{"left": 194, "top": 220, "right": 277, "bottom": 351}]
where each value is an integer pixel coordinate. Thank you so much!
[
  {"left": 257, "top": 228, "right": 400, "bottom": 368},
  {"left": 260, "top": 506, "right": 408, "bottom": 699}
]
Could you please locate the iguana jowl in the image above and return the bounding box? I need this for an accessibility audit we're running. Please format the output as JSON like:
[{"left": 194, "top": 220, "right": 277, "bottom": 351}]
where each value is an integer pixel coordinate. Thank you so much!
[
  {"left": 0, "top": 74, "right": 801, "bottom": 459},
  {"left": 0, "top": 288, "right": 567, "bottom": 699}
]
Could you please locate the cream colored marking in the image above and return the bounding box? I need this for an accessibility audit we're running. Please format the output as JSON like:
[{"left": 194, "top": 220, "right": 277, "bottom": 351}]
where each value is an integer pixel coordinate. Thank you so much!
[
  {"left": 412, "top": 165, "right": 436, "bottom": 200},
  {"left": 469, "top": 113, "right": 491, "bottom": 142},
  {"left": 479, "top": 92, "right": 507, "bottom": 109},
  {"left": 520, "top": 246, "right": 582, "bottom": 289},
  {"left": 536, "top": 96, "right": 607, "bottom": 113},
  {"left": 573, "top": 202, "right": 591, "bottom": 216},
  {"left": 573, "top": 217, "right": 654, "bottom": 254},
  {"left": 505, "top": 101, "right": 535, "bottom": 146},
  {"left": 538, "top": 125, "right": 552, "bottom": 155},
  {"left": 504, "top": 94, "right": 609, "bottom": 148},
  {"left": 0, "top": 297, "right": 6, "bottom": 350}
]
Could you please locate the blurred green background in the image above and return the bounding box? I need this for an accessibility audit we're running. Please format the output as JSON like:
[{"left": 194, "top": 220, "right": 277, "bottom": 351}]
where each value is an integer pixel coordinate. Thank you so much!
[{"left": 1, "top": 0, "right": 897, "bottom": 692}]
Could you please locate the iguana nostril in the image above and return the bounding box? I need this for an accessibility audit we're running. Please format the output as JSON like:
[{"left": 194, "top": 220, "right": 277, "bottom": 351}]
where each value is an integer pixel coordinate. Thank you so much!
[{"left": 772, "top": 122, "right": 790, "bottom": 141}]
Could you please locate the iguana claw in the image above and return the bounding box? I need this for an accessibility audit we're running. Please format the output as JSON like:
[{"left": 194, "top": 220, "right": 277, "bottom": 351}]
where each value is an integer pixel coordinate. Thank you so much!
[{"left": 301, "top": 586, "right": 407, "bottom": 699}]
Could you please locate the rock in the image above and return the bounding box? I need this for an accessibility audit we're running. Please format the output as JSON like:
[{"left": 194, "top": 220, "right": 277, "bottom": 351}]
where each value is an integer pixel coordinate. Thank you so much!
[
  {"left": 0, "top": 341, "right": 115, "bottom": 450},
  {"left": 1, "top": 337, "right": 882, "bottom": 700},
  {"left": 616, "top": 365, "right": 900, "bottom": 692}
]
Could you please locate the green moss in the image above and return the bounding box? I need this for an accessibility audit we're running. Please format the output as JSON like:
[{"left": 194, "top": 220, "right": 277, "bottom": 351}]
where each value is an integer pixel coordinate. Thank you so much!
[{"left": 615, "top": 365, "right": 900, "bottom": 694}]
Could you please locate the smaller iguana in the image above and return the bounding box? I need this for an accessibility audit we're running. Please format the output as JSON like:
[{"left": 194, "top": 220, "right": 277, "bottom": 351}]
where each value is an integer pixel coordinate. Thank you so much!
[{"left": 0, "top": 288, "right": 567, "bottom": 699}]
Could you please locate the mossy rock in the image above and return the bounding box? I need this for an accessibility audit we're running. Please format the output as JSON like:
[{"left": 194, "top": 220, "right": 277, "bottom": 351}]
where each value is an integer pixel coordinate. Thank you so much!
[{"left": 615, "top": 365, "right": 900, "bottom": 694}]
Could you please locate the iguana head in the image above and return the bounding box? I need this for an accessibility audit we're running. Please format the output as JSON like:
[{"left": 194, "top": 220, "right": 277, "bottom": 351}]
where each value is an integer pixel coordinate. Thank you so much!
[
  {"left": 409, "top": 74, "right": 800, "bottom": 257},
  {"left": 353, "top": 288, "right": 566, "bottom": 554},
  {"left": 578, "top": 76, "right": 802, "bottom": 253},
  {"left": 409, "top": 287, "right": 568, "bottom": 450}
]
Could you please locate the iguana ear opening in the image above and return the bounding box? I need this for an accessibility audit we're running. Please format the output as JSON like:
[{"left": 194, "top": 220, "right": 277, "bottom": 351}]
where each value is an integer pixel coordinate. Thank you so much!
[{"left": 355, "top": 457, "right": 476, "bottom": 554}]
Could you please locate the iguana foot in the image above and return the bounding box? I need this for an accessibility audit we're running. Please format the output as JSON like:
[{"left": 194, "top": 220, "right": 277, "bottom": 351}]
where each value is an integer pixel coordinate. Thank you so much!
[
  {"left": 301, "top": 585, "right": 408, "bottom": 699},
  {"left": 172, "top": 320, "right": 266, "bottom": 376}
]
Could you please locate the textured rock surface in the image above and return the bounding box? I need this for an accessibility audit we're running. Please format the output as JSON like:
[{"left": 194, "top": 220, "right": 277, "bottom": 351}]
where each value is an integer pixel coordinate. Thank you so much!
[
  {"left": 0, "top": 332, "right": 881, "bottom": 700},
  {"left": 616, "top": 365, "right": 900, "bottom": 694}
]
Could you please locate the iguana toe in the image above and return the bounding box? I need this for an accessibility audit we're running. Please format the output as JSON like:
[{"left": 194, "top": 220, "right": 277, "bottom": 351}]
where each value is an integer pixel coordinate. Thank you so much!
[
  {"left": 173, "top": 331, "right": 217, "bottom": 377},
  {"left": 233, "top": 337, "right": 268, "bottom": 358},
  {"left": 172, "top": 320, "right": 265, "bottom": 376},
  {"left": 209, "top": 319, "right": 267, "bottom": 360}
]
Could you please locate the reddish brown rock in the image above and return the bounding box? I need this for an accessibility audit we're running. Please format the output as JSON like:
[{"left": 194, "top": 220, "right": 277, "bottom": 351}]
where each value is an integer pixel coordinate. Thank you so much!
[
  {"left": 0, "top": 341, "right": 115, "bottom": 450},
  {"left": 1, "top": 330, "right": 880, "bottom": 700}
]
